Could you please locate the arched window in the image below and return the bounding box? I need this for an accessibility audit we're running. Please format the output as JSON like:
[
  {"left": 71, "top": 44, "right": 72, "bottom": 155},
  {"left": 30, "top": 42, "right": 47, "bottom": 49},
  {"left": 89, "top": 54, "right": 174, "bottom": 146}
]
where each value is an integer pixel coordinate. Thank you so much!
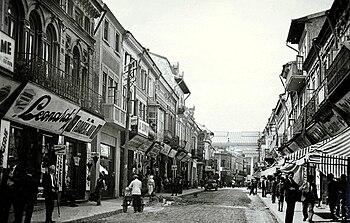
[
  {"left": 8, "top": 0, "right": 25, "bottom": 56},
  {"left": 25, "top": 14, "right": 41, "bottom": 59},
  {"left": 43, "top": 25, "right": 57, "bottom": 65},
  {"left": 72, "top": 46, "right": 80, "bottom": 88}
]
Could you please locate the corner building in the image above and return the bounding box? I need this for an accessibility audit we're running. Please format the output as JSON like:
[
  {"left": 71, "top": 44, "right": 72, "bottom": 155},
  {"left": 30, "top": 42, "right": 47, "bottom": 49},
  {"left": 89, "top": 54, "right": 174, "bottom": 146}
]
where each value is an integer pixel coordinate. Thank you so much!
[{"left": 0, "top": 0, "right": 105, "bottom": 202}]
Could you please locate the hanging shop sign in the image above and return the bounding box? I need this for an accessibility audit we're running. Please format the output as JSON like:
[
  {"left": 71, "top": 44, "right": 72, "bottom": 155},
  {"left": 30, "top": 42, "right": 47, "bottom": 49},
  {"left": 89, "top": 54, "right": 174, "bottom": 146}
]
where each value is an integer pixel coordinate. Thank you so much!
[
  {"left": 55, "top": 154, "right": 64, "bottom": 191},
  {"left": 147, "top": 143, "right": 161, "bottom": 158},
  {"left": 54, "top": 145, "right": 67, "bottom": 155},
  {"left": 182, "top": 154, "right": 191, "bottom": 162},
  {"left": 317, "top": 106, "right": 348, "bottom": 137},
  {"left": 0, "top": 76, "right": 20, "bottom": 107},
  {"left": 62, "top": 109, "right": 105, "bottom": 142},
  {"left": 306, "top": 122, "right": 329, "bottom": 143},
  {"left": 175, "top": 150, "right": 187, "bottom": 161},
  {"left": 4, "top": 83, "right": 80, "bottom": 134},
  {"left": 160, "top": 143, "right": 171, "bottom": 156},
  {"left": 0, "top": 119, "right": 10, "bottom": 169},
  {"left": 131, "top": 117, "right": 149, "bottom": 137},
  {"left": 335, "top": 90, "right": 350, "bottom": 116},
  {"left": 0, "top": 31, "right": 15, "bottom": 72},
  {"left": 122, "top": 134, "right": 153, "bottom": 152},
  {"left": 168, "top": 149, "right": 177, "bottom": 158}
]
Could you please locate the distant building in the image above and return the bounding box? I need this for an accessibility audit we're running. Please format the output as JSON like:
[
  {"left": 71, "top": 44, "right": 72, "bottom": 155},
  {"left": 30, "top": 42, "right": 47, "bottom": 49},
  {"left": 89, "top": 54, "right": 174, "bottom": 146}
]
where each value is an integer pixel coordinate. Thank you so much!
[{"left": 212, "top": 131, "right": 260, "bottom": 180}]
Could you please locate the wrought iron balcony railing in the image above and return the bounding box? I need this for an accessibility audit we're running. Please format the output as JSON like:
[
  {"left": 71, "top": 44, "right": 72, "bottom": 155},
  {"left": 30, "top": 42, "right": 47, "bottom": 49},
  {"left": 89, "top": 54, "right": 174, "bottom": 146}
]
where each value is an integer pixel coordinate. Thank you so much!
[{"left": 14, "top": 53, "right": 103, "bottom": 116}]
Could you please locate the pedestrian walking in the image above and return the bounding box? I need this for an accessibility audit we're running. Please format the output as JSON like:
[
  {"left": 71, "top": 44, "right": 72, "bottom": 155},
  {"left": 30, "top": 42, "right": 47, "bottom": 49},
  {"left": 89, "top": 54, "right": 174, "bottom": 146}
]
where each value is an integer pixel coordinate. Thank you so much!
[
  {"left": 128, "top": 174, "right": 142, "bottom": 213},
  {"left": 271, "top": 176, "right": 277, "bottom": 203},
  {"left": 276, "top": 176, "right": 285, "bottom": 212},
  {"left": 147, "top": 175, "right": 155, "bottom": 200},
  {"left": 95, "top": 173, "right": 107, "bottom": 206},
  {"left": 327, "top": 173, "right": 339, "bottom": 221},
  {"left": 300, "top": 175, "right": 318, "bottom": 222},
  {"left": 171, "top": 176, "right": 179, "bottom": 196},
  {"left": 249, "top": 179, "right": 257, "bottom": 195},
  {"left": 284, "top": 171, "right": 300, "bottom": 223},
  {"left": 43, "top": 165, "right": 58, "bottom": 223},
  {"left": 261, "top": 176, "right": 267, "bottom": 197},
  {"left": 20, "top": 167, "right": 39, "bottom": 223},
  {"left": 337, "top": 174, "right": 347, "bottom": 220}
]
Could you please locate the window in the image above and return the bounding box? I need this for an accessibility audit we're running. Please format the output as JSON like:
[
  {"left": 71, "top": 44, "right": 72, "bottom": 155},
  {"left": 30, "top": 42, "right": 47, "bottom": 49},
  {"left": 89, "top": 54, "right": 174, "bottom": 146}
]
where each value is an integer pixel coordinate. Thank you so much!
[
  {"left": 7, "top": 4, "right": 17, "bottom": 39},
  {"left": 104, "top": 20, "right": 109, "bottom": 41},
  {"left": 67, "top": 0, "right": 73, "bottom": 16},
  {"left": 72, "top": 47, "right": 80, "bottom": 88},
  {"left": 102, "top": 72, "right": 107, "bottom": 103},
  {"left": 115, "top": 32, "right": 120, "bottom": 52},
  {"left": 25, "top": 16, "right": 39, "bottom": 59},
  {"left": 84, "top": 17, "right": 91, "bottom": 34},
  {"left": 75, "top": 8, "right": 83, "bottom": 26}
]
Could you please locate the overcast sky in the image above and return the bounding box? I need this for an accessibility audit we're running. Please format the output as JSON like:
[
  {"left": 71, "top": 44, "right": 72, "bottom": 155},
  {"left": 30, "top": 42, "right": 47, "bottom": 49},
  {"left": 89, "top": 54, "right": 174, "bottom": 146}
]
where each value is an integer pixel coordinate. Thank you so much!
[{"left": 102, "top": 0, "right": 333, "bottom": 132}]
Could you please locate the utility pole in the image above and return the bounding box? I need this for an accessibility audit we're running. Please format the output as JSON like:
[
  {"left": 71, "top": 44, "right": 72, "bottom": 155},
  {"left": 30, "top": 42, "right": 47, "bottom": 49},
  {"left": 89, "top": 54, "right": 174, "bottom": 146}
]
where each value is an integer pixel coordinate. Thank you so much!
[{"left": 122, "top": 60, "right": 134, "bottom": 192}]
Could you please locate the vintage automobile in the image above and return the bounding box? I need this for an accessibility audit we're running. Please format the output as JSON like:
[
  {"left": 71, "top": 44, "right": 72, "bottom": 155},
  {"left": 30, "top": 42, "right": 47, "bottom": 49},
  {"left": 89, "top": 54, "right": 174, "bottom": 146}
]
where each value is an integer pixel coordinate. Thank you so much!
[{"left": 204, "top": 179, "right": 218, "bottom": 191}]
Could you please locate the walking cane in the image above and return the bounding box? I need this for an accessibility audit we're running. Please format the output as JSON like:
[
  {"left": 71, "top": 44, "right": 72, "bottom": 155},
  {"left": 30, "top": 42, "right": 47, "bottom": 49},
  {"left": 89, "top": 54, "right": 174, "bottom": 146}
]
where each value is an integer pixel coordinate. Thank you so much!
[{"left": 57, "top": 192, "right": 61, "bottom": 218}]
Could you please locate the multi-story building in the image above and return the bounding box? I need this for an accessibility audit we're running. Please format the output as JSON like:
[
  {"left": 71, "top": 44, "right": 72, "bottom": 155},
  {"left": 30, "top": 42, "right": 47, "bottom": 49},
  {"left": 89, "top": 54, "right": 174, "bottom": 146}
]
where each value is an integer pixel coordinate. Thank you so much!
[
  {"left": 0, "top": 0, "right": 106, "bottom": 202},
  {"left": 212, "top": 131, "right": 260, "bottom": 181},
  {"left": 94, "top": 4, "right": 125, "bottom": 198},
  {"left": 262, "top": 0, "right": 350, "bottom": 203}
]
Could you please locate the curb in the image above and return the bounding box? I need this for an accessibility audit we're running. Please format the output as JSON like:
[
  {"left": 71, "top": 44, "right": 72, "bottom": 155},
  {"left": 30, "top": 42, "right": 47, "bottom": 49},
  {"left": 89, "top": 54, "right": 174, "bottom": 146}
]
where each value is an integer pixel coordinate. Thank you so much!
[
  {"left": 256, "top": 195, "right": 283, "bottom": 223},
  {"left": 66, "top": 209, "right": 124, "bottom": 223}
]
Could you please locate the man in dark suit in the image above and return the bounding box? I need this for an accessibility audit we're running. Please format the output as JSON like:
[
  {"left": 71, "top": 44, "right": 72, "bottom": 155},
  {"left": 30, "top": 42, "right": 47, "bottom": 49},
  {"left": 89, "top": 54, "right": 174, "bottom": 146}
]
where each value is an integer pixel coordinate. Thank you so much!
[
  {"left": 284, "top": 171, "right": 300, "bottom": 223},
  {"left": 43, "top": 165, "right": 58, "bottom": 223}
]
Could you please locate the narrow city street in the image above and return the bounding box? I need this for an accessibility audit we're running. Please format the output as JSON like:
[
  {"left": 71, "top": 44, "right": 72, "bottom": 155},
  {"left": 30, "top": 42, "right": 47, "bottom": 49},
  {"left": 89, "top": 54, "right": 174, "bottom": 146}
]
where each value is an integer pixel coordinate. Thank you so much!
[{"left": 86, "top": 188, "right": 278, "bottom": 223}]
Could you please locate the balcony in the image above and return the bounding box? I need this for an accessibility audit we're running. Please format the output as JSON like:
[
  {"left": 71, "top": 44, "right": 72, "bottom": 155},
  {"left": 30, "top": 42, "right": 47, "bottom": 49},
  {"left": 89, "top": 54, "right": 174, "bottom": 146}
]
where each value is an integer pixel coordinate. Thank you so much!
[
  {"left": 14, "top": 53, "right": 104, "bottom": 116},
  {"left": 281, "top": 57, "right": 306, "bottom": 92},
  {"left": 103, "top": 103, "right": 126, "bottom": 129},
  {"left": 327, "top": 46, "right": 350, "bottom": 96}
]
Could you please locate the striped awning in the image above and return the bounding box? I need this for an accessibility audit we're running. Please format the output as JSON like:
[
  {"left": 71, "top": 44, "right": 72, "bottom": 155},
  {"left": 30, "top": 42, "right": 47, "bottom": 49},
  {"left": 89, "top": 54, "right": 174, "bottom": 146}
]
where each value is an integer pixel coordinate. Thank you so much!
[{"left": 315, "top": 127, "right": 350, "bottom": 157}]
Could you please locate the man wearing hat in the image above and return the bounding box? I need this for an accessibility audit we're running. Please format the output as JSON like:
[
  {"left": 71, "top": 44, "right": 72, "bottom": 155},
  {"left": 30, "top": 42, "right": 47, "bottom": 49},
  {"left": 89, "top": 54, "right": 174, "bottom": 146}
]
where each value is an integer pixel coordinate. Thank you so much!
[{"left": 128, "top": 174, "right": 142, "bottom": 213}]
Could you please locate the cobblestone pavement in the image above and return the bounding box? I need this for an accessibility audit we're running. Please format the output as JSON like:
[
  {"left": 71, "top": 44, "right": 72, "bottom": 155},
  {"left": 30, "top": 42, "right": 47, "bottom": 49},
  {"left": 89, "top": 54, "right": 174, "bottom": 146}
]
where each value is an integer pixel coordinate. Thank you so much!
[{"left": 85, "top": 188, "right": 278, "bottom": 223}]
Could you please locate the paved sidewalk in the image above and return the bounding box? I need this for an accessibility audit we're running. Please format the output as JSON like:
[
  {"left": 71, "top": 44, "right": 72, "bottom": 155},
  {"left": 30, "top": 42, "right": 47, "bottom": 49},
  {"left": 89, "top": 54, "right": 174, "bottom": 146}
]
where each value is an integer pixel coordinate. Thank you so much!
[
  {"left": 29, "top": 188, "right": 204, "bottom": 223},
  {"left": 253, "top": 188, "right": 337, "bottom": 223}
]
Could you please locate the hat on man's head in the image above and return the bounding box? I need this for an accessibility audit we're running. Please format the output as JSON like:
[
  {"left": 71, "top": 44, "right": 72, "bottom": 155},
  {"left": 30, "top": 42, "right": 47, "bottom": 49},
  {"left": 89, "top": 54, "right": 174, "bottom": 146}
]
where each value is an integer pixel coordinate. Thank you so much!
[{"left": 133, "top": 174, "right": 139, "bottom": 179}]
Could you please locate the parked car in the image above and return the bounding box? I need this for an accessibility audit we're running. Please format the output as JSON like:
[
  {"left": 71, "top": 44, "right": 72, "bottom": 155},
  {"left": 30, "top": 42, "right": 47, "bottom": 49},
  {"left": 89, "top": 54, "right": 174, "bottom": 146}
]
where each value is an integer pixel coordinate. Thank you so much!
[{"left": 204, "top": 179, "right": 218, "bottom": 191}]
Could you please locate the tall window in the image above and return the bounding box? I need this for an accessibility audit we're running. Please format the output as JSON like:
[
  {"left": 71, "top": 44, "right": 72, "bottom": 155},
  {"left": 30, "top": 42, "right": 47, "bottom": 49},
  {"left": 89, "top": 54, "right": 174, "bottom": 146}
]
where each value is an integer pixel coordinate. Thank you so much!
[
  {"left": 102, "top": 72, "right": 107, "bottom": 103},
  {"left": 25, "top": 16, "right": 38, "bottom": 59},
  {"left": 75, "top": 8, "right": 83, "bottom": 26},
  {"left": 72, "top": 47, "right": 80, "bottom": 89},
  {"left": 104, "top": 20, "right": 109, "bottom": 41},
  {"left": 115, "top": 32, "right": 120, "bottom": 52},
  {"left": 84, "top": 17, "right": 91, "bottom": 34},
  {"left": 67, "top": 0, "right": 73, "bottom": 16},
  {"left": 7, "top": 3, "right": 18, "bottom": 39}
]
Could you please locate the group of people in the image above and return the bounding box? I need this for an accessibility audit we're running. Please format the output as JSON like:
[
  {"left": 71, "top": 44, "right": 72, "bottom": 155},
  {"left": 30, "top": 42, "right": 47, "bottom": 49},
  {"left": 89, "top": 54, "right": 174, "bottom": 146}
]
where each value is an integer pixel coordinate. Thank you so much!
[
  {"left": 0, "top": 163, "right": 58, "bottom": 223},
  {"left": 258, "top": 171, "right": 348, "bottom": 223}
]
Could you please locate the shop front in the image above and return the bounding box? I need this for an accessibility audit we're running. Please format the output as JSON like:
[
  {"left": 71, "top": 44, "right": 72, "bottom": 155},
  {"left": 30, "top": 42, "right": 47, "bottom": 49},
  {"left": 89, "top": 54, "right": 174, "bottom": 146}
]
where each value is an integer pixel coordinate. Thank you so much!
[{"left": 2, "top": 83, "right": 105, "bottom": 201}]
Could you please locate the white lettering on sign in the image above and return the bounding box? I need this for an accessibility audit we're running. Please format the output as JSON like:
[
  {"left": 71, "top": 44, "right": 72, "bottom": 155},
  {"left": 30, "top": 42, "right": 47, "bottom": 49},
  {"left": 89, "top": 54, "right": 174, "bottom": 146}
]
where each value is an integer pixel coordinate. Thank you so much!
[{"left": 0, "top": 31, "right": 15, "bottom": 72}]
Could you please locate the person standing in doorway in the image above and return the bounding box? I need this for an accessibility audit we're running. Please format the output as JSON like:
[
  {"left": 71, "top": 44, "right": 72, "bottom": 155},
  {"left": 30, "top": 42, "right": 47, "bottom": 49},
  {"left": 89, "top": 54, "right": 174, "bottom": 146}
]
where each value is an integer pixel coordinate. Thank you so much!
[
  {"left": 43, "top": 165, "right": 58, "bottom": 223},
  {"left": 284, "top": 171, "right": 300, "bottom": 223},
  {"left": 128, "top": 174, "right": 142, "bottom": 213},
  {"left": 22, "top": 167, "right": 38, "bottom": 223},
  {"left": 95, "top": 173, "right": 106, "bottom": 206}
]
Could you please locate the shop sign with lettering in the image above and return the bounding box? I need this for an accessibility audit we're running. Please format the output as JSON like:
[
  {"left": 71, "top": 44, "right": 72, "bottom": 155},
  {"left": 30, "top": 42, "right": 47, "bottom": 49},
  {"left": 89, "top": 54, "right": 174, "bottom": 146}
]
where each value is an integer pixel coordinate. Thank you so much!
[
  {"left": 0, "top": 119, "right": 10, "bottom": 169},
  {"left": 137, "top": 119, "right": 149, "bottom": 137},
  {"left": 0, "top": 31, "right": 15, "bottom": 72},
  {"left": 168, "top": 149, "right": 177, "bottom": 158},
  {"left": 62, "top": 109, "right": 105, "bottom": 142},
  {"left": 160, "top": 143, "right": 171, "bottom": 156},
  {"left": 147, "top": 143, "right": 161, "bottom": 158},
  {"left": 4, "top": 83, "right": 80, "bottom": 134},
  {"left": 0, "top": 76, "right": 20, "bottom": 107}
]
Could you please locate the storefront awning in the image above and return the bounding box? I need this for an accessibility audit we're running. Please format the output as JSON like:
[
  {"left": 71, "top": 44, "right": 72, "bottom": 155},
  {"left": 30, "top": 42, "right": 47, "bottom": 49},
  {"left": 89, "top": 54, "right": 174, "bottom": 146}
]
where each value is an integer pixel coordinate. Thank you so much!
[
  {"left": 122, "top": 134, "right": 153, "bottom": 152},
  {"left": 314, "top": 127, "right": 350, "bottom": 157}
]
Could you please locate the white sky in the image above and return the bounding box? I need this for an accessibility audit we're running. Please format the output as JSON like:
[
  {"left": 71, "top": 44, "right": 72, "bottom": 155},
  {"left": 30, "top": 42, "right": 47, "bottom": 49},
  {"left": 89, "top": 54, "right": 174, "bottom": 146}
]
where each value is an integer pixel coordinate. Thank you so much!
[{"left": 103, "top": 0, "right": 334, "bottom": 132}]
